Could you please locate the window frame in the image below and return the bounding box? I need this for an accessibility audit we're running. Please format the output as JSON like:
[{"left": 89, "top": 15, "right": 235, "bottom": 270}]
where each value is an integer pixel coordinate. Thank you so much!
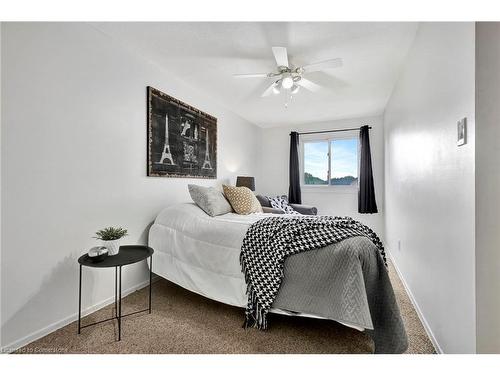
[{"left": 300, "top": 130, "right": 360, "bottom": 192}]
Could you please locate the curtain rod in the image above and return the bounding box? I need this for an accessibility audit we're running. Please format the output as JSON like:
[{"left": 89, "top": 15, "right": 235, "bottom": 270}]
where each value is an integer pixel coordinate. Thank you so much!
[{"left": 292, "top": 126, "right": 371, "bottom": 136}]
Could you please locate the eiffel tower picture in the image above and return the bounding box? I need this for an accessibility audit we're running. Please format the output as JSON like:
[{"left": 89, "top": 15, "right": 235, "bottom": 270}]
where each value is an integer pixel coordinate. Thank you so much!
[
  {"left": 158, "top": 114, "right": 175, "bottom": 165},
  {"left": 202, "top": 128, "right": 213, "bottom": 170},
  {"left": 148, "top": 86, "right": 217, "bottom": 178}
]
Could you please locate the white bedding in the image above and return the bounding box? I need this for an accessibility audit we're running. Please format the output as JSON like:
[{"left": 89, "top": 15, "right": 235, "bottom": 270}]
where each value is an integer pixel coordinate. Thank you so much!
[
  {"left": 148, "top": 203, "right": 364, "bottom": 329},
  {"left": 148, "top": 203, "right": 267, "bottom": 307}
]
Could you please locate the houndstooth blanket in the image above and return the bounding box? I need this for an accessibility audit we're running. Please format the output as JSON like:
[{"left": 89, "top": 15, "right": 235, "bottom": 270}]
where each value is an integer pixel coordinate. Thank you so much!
[
  {"left": 240, "top": 215, "right": 386, "bottom": 328},
  {"left": 240, "top": 215, "right": 407, "bottom": 353}
]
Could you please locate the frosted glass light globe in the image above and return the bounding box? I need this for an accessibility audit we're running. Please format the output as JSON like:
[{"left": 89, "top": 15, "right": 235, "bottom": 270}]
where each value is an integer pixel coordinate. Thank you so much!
[{"left": 282, "top": 76, "right": 294, "bottom": 89}]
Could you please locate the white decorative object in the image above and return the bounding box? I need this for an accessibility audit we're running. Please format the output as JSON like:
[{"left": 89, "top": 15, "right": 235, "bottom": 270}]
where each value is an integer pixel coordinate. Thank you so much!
[
  {"left": 103, "top": 239, "right": 121, "bottom": 256},
  {"left": 87, "top": 246, "right": 109, "bottom": 263}
]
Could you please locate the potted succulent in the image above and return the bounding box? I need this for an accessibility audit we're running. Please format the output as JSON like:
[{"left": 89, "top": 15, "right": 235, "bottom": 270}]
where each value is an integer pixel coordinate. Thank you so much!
[{"left": 94, "top": 227, "right": 128, "bottom": 256}]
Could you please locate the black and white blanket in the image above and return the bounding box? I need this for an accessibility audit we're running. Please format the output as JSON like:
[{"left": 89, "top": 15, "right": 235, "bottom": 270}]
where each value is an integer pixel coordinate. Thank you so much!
[{"left": 240, "top": 215, "right": 407, "bottom": 353}]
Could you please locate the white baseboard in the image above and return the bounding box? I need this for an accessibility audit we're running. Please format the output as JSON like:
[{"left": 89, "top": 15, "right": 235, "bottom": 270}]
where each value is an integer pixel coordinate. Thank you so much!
[
  {"left": 388, "top": 252, "right": 443, "bottom": 354},
  {"left": 2, "top": 276, "right": 159, "bottom": 353}
]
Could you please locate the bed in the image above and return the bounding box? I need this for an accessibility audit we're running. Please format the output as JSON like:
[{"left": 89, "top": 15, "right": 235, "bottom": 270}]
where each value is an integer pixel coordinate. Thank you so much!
[{"left": 148, "top": 202, "right": 408, "bottom": 353}]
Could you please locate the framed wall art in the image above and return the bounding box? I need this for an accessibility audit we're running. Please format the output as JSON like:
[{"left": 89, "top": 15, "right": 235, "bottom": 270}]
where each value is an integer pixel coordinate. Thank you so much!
[{"left": 147, "top": 86, "right": 217, "bottom": 178}]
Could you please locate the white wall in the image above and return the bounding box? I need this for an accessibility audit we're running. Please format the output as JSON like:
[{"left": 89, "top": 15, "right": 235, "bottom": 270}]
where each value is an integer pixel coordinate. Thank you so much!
[
  {"left": 0, "top": 22, "right": 262, "bottom": 348},
  {"left": 475, "top": 22, "right": 500, "bottom": 354},
  {"left": 384, "top": 23, "right": 476, "bottom": 353},
  {"left": 259, "top": 115, "right": 385, "bottom": 238},
  {"left": 0, "top": 22, "right": 3, "bottom": 346}
]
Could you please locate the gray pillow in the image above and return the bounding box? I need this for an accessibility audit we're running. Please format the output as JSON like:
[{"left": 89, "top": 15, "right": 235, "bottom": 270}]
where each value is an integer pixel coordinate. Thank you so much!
[
  {"left": 262, "top": 206, "right": 285, "bottom": 214},
  {"left": 256, "top": 194, "right": 271, "bottom": 208},
  {"left": 188, "top": 184, "right": 233, "bottom": 216}
]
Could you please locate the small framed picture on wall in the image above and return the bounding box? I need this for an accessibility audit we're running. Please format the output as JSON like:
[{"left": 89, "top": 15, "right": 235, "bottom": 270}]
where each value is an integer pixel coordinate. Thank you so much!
[{"left": 457, "top": 118, "right": 466, "bottom": 146}]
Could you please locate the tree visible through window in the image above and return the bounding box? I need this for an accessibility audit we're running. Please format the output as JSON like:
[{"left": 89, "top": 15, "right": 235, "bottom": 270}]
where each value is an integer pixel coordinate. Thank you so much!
[{"left": 303, "top": 137, "right": 358, "bottom": 186}]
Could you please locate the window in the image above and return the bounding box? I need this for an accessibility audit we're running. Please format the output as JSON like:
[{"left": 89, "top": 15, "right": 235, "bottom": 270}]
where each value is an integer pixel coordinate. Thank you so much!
[
  {"left": 303, "top": 142, "right": 329, "bottom": 185},
  {"left": 302, "top": 135, "right": 359, "bottom": 187}
]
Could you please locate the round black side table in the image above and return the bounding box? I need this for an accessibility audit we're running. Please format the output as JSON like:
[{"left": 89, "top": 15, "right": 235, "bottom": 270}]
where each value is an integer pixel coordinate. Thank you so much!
[{"left": 77, "top": 245, "right": 154, "bottom": 341}]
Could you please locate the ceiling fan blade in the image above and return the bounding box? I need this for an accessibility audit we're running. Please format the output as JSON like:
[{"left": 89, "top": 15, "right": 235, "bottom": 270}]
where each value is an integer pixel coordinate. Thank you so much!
[
  {"left": 261, "top": 82, "right": 277, "bottom": 97},
  {"left": 297, "top": 78, "right": 321, "bottom": 92},
  {"left": 233, "top": 73, "right": 270, "bottom": 78},
  {"left": 302, "top": 58, "right": 343, "bottom": 73},
  {"left": 272, "top": 46, "right": 289, "bottom": 68}
]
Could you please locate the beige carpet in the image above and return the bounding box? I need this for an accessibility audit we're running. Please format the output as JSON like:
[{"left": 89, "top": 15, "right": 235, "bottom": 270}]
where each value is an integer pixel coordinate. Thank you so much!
[{"left": 18, "top": 262, "right": 435, "bottom": 354}]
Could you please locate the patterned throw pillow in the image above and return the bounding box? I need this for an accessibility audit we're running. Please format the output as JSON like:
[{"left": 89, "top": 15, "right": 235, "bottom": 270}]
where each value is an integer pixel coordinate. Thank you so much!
[
  {"left": 267, "top": 195, "right": 298, "bottom": 214},
  {"left": 222, "top": 185, "right": 263, "bottom": 215}
]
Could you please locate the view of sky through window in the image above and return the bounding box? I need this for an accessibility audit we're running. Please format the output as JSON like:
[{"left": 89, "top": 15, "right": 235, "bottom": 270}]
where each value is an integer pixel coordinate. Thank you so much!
[
  {"left": 304, "top": 138, "right": 358, "bottom": 185},
  {"left": 304, "top": 141, "right": 329, "bottom": 184}
]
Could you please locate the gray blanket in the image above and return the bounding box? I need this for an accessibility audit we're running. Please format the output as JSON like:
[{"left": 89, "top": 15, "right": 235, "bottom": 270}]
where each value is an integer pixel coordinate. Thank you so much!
[{"left": 273, "top": 236, "right": 408, "bottom": 354}]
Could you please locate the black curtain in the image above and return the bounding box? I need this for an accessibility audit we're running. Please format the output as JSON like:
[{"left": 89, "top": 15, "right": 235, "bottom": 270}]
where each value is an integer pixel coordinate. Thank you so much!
[
  {"left": 288, "top": 131, "right": 302, "bottom": 204},
  {"left": 358, "top": 125, "right": 378, "bottom": 213}
]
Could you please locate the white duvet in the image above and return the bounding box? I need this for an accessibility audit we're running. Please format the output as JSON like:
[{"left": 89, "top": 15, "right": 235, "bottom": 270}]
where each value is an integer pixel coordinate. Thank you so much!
[
  {"left": 148, "top": 203, "right": 363, "bottom": 329},
  {"left": 148, "top": 203, "right": 268, "bottom": 307}
]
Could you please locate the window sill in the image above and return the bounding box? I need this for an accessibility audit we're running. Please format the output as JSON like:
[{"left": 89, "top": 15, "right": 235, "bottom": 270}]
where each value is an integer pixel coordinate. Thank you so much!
[{"left": 301, "top": 185, "right": 358, "bottom": 194}]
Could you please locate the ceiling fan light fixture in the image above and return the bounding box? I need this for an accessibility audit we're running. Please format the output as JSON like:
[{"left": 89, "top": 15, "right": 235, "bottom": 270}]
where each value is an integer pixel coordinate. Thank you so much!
[
  {"left": 282, "top": 75, "right": 294, "bottom": 89},
  {"left": 234, "top": 46, "right": 341, "bottom": 100}
]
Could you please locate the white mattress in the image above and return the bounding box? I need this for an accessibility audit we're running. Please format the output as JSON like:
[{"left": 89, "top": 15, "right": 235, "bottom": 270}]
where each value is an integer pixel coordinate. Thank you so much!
[{"left": 148, "top": 203, "right": 364, "bottom": 330}]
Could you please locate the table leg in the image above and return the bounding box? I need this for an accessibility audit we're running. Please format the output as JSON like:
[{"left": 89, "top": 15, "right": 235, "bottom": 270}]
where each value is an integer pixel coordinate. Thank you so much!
[
  {"left": 149, "top": 256, "right": 152, "bottom": 314},
  {"left": 78, "top": 264, "right": 82, "bottom": 334},
  {"left": 118, "top": 265, "right": 122, "bottom": 341},
  {"left": 114, "top": 267, "right": 118, "bottom": 317}
]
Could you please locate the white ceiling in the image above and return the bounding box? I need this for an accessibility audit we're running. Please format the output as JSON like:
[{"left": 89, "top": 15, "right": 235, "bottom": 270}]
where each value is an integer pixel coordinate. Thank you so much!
[{"left": 92, "top": 22, "right": 418, "bottom": 128}]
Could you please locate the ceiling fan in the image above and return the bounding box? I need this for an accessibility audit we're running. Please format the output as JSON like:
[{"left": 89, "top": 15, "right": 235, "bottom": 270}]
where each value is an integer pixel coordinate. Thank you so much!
[{"left": 233, "top": 46, "right": 343, "bottom": 97}]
